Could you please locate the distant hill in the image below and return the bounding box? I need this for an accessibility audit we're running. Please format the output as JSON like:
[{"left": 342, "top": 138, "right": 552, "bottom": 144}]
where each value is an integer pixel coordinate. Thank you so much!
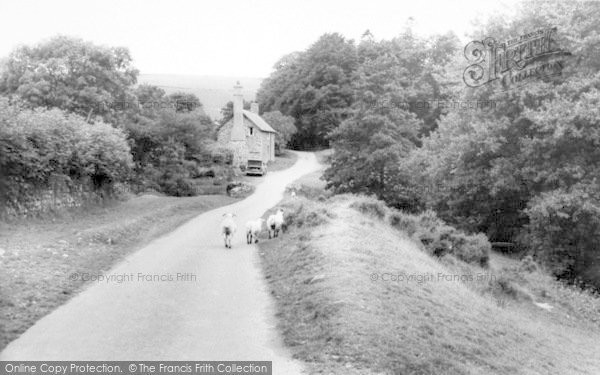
[{"left": 138, "top": 74, "right": 264, "bottom": 120}]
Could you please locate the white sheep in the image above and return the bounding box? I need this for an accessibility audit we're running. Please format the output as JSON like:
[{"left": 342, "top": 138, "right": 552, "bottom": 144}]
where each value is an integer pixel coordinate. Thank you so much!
[
  {"left": 245, "top": 218, "right": 265, "bottom": 244},
  {"left": 267, "top": 209, "right": 284, "bottom": 239},
  {"left": 221, "top": 213, "right": 237, "bottom": 248}
]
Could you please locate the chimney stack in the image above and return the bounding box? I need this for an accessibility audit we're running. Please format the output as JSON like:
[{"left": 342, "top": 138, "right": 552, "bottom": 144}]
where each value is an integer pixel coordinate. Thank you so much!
[
  {"left": 250, "top": 102, "right": 259, "bottom": 115},
  {"left": 231, "top": 81, "right": 245, "bottom": 141}
]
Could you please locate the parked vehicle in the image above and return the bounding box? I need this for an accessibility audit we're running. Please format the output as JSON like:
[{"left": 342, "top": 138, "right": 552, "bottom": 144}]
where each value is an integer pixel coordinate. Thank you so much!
[{"left": 246, "top": 159, "right": 268, "bottom": 176}]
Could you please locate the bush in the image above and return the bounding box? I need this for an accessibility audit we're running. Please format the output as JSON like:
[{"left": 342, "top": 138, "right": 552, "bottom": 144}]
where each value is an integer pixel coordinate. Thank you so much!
[
  {"left": 526, "top": 187, "right": 600, "bottom": 286},
  {"left": 0, "top": 99, "right": 132, "bottom": 212},
  {"left": 226, "top": 181, "right": 254, "bottom": 198},
  {"left": 389, "top": 209, "right": 491, "bottom": 267},
  {"left": 195, "top": 167, "right": 215, "bottom": 178},
  {"left": 278, "top": 198, "right": 336, "bottom": 229},
  {"left": 519, "top": 255, "right": 539, "bottom": 273},
  {"left": 286, "top": 183, "right": 332, "bottom": 200},
  {"left": 349, "top": 197, "right": 389, "bottom": 219},
  {"left": 489, "top": 275, "right": 534, "bottom": 303},
  {"left": 211, "top": 146, "right": 234, "bottom": 165},
  {"left": 388, "top": 211, "right": 419, "bottom": 235},
  {"left": 158, "top": 174, "right": 196, "bottom": 197}
]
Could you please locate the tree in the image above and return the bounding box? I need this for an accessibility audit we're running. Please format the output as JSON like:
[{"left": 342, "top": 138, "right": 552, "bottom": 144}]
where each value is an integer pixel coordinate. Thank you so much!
[
  {"left": 261, "top": 111, "right": 297, "bottom": 154},
  {"left": 408, "top": 0, "right": 600, "bottom": 265},
  {"left": 325, "top": 37, "right": 423, "bottom": 209},
  {"left": 257, "top": 33, "right": 358, "bottom": 148},
  {"left": 323, "top": 30, "right": 460, "bottom": 210},
  {"left": 218, "top": 100, "right": 251, "bottom": 125},
  {"left": 166, "top": 92, "right": 202, "bottom": 112},
  {"left": 0, "top": 98, "right": 132, "bottom": 211},
  {"left": 0, "top": 36, "right": 138, "bottom": 123}
]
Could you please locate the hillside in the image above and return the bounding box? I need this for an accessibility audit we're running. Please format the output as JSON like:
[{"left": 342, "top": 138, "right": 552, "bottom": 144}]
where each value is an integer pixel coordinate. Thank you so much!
[
  {"left": 258, "top": 192, "right": 600, "bottom": 374},
  {"left": 138, "top": 74, "right": 263, "bottom": 120}
]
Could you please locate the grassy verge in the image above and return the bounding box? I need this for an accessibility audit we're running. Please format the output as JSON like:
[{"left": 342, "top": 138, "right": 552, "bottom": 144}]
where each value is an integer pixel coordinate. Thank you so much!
[
  {"left": 257, "top": 172, "right": 600, "bottom": 374},
  {"left": 0, "top": 193, "right": 238, "bottom": 351},
  {"left": 268, "top": 149, "right": 299, "bottom": 172}
]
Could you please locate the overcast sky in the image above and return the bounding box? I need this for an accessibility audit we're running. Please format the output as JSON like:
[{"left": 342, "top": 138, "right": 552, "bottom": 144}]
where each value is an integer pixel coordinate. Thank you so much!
[{"left": 0, "top": 0, "right": 518, "bottom": 78}]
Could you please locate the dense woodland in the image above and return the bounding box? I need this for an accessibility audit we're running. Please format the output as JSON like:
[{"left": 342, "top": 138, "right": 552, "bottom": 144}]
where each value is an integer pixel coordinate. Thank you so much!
[{"left": 256, "top": 1, "right": 600, "bottom": 288}]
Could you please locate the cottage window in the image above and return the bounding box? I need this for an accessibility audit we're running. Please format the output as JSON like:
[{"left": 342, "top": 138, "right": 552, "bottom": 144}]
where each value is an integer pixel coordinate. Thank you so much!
[{"left": 249, "top": 127, "right": 254, "bottom": 135}]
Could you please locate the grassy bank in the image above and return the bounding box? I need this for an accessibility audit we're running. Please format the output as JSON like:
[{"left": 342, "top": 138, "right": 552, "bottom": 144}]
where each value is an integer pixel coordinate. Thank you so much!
[
  {"left": 0, "top": 193, "right": 238, "bottom": 350},
  {"left": 268, "top": 150, "right": 299, "bottom": 172},
  {"left": 258, "top": 179, "right": 600, "bottom": 374}
]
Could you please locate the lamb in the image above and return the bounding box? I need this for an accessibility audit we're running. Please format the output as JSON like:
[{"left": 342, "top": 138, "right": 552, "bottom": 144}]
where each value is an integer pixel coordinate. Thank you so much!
[
  {"left": 245, "top": 218, "right": 265, "bottom": 244},
  {"left": 267, "top": 209, "right": 285, "bottom": 239},
  {"left": 221, "top": 213, "right": 237, "bottom": 248}
]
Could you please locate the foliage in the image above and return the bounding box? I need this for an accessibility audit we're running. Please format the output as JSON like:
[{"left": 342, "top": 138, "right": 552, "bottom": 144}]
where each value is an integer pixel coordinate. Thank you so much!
[
  {"left": 257, "top": 33, "right": 358, "bottom": 148},
  {"left": 257, "top": 30, "right": 459, "bottom": 149},
  {"left": 124, "top": 106, "right": 218, "bottom": 193},
  {"left": 0, "top": 37, "right": 231, "bottom": 205},
  {"left": 0, "top": 36, "right": 138, "bottom": 124},
  {"left": 387, "top": 208, "right": 491, "bottom": 267},
  {"left": 166, "top": 92, "right": 202, "bottom": 112},
  {"left": 399, "top": 0, "right": 600, "bottom": 286},
  {"left": 526, "top": 186, "right": 600, "bottom": 285},
  {"left": 321, "top": 30, "right": 461, "bottom": 211},
  {"left": 0, "top": 99, "right": 132, "bottom": 210},
  {"left": 260, "top": 110, "right": 297, "bottom": 154},
  {"left": 218, "top": 100, "right": 251, "bottom": 125},
  {"left": 324, "top": 36, "right": 422, "bottom": 209}
]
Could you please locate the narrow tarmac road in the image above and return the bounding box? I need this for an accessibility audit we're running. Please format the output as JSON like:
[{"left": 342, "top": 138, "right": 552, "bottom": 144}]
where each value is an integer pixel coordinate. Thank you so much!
[{"left": 1, "top": 151, "right": 321, "bottom": 373}]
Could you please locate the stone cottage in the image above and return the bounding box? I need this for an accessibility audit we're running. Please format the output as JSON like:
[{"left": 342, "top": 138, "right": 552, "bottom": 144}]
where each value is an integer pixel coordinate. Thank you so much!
[{"left": 217, "top": 82, "right": 277, "bottom": 167}]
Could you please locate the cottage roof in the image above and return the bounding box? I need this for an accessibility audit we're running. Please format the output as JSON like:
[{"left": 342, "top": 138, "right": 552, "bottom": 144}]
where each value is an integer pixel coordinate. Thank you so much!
[{"left": 243, "top": 110, "right": 277, "bottom": 133}]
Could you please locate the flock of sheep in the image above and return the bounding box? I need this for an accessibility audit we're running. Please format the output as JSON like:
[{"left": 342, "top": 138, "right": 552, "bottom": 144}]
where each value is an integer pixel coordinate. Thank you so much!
[{"left": 220, "top": 208, "right": 285, "bottom": 248}]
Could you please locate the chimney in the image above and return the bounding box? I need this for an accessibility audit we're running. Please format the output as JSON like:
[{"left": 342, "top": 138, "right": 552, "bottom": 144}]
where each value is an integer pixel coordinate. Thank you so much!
[
  {"left": 231, "top": 81, "right": 245, "bottom": 141},
  {"left": 250, "top": 102, "right": 259, "bottom": 115}
]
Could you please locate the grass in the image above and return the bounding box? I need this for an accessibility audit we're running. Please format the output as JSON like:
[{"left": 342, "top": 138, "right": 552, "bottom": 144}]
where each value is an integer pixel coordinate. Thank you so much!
[
  {"left": 257, "top": 169, "right": 600, "bottom": 374},
  {"left": 0, "top": 193, "right": 239, "bottom": 351},
  {"left": 268, "top": 150, "right": 299, "bottom": 172}
]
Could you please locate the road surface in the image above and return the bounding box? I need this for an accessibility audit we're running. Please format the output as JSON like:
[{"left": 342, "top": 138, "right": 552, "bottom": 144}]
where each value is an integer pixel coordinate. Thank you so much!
[{"left": 1, "top": 151, "right": 321, "bottom": 373}]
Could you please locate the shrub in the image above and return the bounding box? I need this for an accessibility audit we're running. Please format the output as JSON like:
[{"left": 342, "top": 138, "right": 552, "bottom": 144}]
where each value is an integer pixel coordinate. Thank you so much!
[
  {"left": 389, "top": 208, "right": 491, "bottom": 267},
  {"left": 286, "top": 183, "right": 332, "bottom": 200},
  {"left": 211, "top": 146, "right": 234, "bottom": 165},
  {"left": 526, "top": 187, "right": 600, "bottom": 286},
  {"left": 349, "top": 197, "right": 389, "bottom": 219},
  {"left": 158, "top": 174, "right": 196, "bottom": 197},
  {"left": 279, "top": 198, "right": 336, "bottom": 229},
  {"left": 388, "top": 211, "right": 419, "bottom": 235},
  {"left": 195, "top": 167, "right": 215, "bottom": 178},
  {"left": 489, "top": 274, "right": 534, "bottom": 302},
  {"left": 519, "top": 255, "right": 539, "bottom": 273},
  {"left": 0, "top": 99, "right": 132, "bottom": 213},
  {"left": 226, "top": 181, "right": 254, "bottom": 198}
]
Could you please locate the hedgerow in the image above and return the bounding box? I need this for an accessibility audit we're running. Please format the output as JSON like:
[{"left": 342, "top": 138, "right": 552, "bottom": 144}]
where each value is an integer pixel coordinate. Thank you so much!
[{"left": 0, "top": 99, "right": 132, "bottom": 213}]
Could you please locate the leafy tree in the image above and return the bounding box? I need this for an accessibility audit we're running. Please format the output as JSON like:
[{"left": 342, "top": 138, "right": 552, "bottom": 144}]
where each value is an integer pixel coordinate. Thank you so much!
[
  {"left": 0, "top": 98, "right": 132, "bottom": 211},
  {"left": 325, "top": 36, "right": 423, "bottom": 208},
  {"left": 261, "top": 111, "right": 297, "bottom": 154},
  {"left": 257, "top": 33, "right": 358, "bottom": 148},
  {"left": 218, "top": 100, "right": 251, "bottom": 125},
  {"left": 409, "top": 0, "right": 600, "bottom": 266},
  {"left": 324, "top": 30, "right": 459, "bottom": 210},
  {"left": 166, "top": 92, "right": 202, "bottom": 112},
  {"left": 125, "top": 108, "right": 215, "bottom": 171},
  {"left": 0, "top": 36, "right": 138, "bottom": 123},
  {"left": 527, "top": 186, "right": 600, "bottom": 285}
]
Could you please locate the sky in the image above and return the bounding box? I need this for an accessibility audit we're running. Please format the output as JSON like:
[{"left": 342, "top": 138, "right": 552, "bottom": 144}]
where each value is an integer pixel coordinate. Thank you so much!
[{"left": 0, "top": 0, "right": 518, "bottom": 78}]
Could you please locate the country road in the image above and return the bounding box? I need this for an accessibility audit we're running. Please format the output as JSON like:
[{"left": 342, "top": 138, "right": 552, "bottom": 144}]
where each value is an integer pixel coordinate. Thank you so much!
[{"left": 1, "top": 151, "right": 321, "bottom": 373}]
